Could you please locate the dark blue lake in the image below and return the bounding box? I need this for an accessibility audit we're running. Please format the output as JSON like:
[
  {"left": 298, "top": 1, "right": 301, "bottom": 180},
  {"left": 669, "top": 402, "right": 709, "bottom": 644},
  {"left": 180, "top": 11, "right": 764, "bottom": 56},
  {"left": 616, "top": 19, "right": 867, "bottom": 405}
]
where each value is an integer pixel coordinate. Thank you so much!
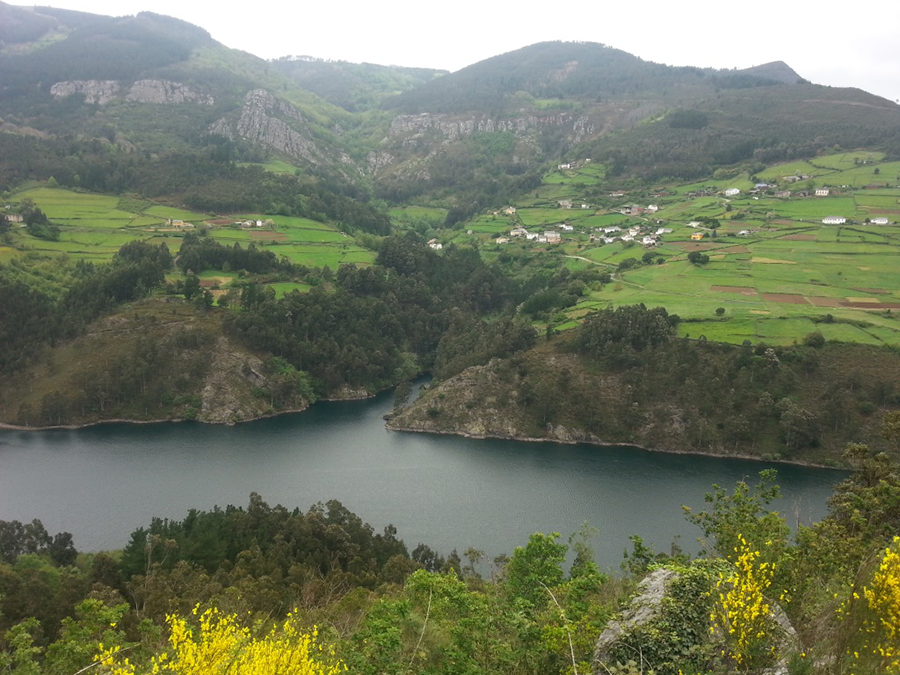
[{"left": 0, "top": 390, "right": 845, "bottom": 570}]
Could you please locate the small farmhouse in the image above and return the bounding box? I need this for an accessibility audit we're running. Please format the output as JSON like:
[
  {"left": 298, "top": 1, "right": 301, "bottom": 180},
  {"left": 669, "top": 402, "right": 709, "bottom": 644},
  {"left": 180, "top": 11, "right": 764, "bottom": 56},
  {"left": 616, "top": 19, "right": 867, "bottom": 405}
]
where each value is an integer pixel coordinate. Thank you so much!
[
  {"left": 724, "top": 188, "right": 740, "bottom": 197},
  {"left": 871, "top": 217, "right": 890, "bottom": 225},
  {"left": 690, "top": 232, "right": 705, "bottom": 240},
  {"left": 822, "top": 216, "right": 846, "bottom": 225},
  {"left": 816, "top": 188, "right": 830, "bottom": 197},
  {"left": 427, "top": 238, "right": 443, "bottom": 250}
]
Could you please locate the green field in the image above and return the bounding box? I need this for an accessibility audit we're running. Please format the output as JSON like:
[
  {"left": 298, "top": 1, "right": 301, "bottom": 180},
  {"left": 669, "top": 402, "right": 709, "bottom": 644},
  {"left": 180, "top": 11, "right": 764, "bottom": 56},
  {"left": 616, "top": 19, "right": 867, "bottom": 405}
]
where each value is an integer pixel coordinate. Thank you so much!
[
  {"left": 3, "top": 186, "right": 379, "bottom": 292},
  {"left": 492, "top": 152, "right": 900, "bottom": 347}
]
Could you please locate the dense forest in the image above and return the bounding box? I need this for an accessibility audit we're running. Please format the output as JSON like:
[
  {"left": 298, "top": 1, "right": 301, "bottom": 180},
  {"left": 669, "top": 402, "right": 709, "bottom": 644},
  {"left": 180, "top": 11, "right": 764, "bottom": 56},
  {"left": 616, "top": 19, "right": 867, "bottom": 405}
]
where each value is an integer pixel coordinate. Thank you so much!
[
  {"left": 0, "top": 451, "right": 898, "bottom": 674},
  {"left": 391, "top": 304, "right": 900, "bottom": 466}
]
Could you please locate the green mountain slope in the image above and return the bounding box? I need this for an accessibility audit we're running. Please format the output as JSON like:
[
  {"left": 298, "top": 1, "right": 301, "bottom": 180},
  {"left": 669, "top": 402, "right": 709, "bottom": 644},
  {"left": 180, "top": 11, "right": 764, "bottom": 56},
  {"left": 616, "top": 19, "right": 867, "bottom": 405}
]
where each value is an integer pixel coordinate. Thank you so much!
[
  {"left": 0, "top": 4, "right": 358, "bottom": 175},
  {"left": 272, "top": 56, "right": 447, "bottom": 112}
]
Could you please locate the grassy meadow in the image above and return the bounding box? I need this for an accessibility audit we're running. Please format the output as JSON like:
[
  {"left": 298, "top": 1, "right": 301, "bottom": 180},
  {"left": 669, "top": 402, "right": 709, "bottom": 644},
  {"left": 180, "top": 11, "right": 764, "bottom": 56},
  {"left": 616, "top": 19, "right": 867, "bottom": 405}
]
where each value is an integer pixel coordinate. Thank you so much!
[
  {"left": 455, "top": 153, "right": 900, "bottom": 347},
  {"left": 3, "top": 186, "right": 376, "bottom": 292}
]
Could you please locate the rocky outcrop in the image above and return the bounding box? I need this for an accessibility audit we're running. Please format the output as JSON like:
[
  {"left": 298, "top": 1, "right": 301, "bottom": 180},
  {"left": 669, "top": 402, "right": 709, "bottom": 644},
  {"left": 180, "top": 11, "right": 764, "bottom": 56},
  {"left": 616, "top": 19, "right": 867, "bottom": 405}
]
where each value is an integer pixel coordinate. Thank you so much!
[
  {"left": 51, "top": 79, "right": 213, "bottom": 105},
  {"left": 51, "top": 80, "right": 121, "bottom": 105},
  {"left": 126, "top": 80, "right": 214, "bottom": 105},
  {"left": 387, "top": 112, "right": 596, "bottom": 143},
  {"left": 593, "top": 568, "right": 677, "bottom": 662},
  {"left": 593, "top": 563, "right": 801, "bottom": 675},
  {"left": 197, "top": 336, "right": 293, "bottom": 424},
  {"left": 209, "top": 89, "right": 324, "bottom": 165}
]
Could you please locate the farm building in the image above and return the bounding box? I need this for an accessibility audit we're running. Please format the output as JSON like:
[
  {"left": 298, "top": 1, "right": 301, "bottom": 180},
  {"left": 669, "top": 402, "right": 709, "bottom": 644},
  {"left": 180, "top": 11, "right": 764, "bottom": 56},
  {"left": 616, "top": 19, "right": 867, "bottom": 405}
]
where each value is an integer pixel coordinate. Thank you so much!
[
  {"left": 503, "top": 206, "right": 516, "bottom": 215},
  {"left": 690, "top": 232, "right": 705, "bottom": 240},
  {"left": 427, "top": 239, "right": 443, "bottom": 250},
  {"left": 822, "top": 216, "right": 846, "bottom": 225},
  {"left": 871, "top": 217, "right": 890, "bottom": 225},
  {"left": 724, "top": 188, "right": 740, "bottom": 197},
  {"left": 816, "top": 188, "right": 830, "bottom": 197}
]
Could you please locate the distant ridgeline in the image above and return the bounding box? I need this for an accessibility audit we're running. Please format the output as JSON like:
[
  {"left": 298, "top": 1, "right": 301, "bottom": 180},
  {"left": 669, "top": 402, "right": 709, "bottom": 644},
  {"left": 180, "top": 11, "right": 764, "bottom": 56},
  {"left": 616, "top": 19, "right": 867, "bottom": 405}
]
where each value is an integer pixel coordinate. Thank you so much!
[{"left": 1, "top": 4, "right": 899, "bottom": 207}]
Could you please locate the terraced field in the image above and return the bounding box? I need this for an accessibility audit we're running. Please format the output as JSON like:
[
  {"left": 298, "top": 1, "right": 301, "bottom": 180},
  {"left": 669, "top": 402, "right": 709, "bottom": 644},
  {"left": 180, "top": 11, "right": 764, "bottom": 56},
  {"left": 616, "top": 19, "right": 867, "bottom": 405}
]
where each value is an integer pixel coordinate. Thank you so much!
[
  {"left": 454, "top": 152, "right": 900, "bottom": 346},
  {"left": 2, "top": 187, "right": 376, "bottom": 290}
]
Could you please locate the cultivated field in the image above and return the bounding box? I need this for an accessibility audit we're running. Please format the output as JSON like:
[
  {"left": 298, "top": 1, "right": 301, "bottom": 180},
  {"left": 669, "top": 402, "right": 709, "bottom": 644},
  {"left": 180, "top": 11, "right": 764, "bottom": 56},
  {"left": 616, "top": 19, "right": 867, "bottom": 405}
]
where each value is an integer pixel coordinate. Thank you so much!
[
  {"left": 454, "top": 153, "right": 900, "bottom": 346},
  {"left": 2, "top": 187, "right": 376, "bottom": 291}
]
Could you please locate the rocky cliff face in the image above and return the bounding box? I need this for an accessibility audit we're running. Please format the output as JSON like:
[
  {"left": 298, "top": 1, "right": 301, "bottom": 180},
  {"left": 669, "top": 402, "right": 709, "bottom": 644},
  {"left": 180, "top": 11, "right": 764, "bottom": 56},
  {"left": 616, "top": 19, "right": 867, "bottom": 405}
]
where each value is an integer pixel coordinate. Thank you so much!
[
  {"left": 387, "top": 112, "right": 596, "bottom": 144},
  {"left": 50, "top": 80, "right": 121, "bottom": 105},
  {"left": 126, "top": 80, "right": 214, "bottom": 105},
  {"left": 209, "top": 89, "right": 326, "bottom": 166},
  {"left": 50, "top": 79, "right": 214, "bottom": 105}
]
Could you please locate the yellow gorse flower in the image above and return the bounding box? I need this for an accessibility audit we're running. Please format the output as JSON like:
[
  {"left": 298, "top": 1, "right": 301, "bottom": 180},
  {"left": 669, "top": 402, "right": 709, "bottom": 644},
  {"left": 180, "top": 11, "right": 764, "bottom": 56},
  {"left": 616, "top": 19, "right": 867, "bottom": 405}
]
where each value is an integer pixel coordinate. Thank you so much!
[
  {"left": 860, "top": 536, "right": 900, "bottom": 674},
  {"left": 96, "top": 606, "right": 346, "bottom": 675},
  {"left": 710, "top": 534, "right": 778, "bottom": 668}
]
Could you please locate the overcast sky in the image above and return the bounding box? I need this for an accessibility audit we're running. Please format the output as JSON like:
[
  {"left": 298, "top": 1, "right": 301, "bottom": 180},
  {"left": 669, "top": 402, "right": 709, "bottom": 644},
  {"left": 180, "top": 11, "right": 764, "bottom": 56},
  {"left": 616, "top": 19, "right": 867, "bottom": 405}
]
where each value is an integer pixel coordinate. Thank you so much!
[{"left": 40, "top": 0, "right": 900, "bottom": 103}]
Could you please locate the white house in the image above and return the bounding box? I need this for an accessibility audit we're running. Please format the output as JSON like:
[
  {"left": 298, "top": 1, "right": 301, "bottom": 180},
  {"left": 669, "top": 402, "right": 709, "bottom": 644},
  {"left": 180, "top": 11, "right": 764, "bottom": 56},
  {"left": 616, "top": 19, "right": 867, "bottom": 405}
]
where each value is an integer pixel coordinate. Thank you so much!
[
  {"left": 871, "top": 217, "right": 890, "bottom": 225},
  {"left": 724, "top": 188, "right": 741, "bottom": 197},
  {"left": 621, "top": 234, "right": 635, "bottom": 242},
  {"left": 642, "top": 236, "right": 658, "bottom": 246},
  {"left": 544, "top": 231, "right": 561, "bottom": 243},
  {"left": 603, "top": 226, "right": 622, "bottom": 234},
  {"left": 503, "top": 206, "right": 517, "bottom": 215},
  {"left": 738, "top": 230, "right": 751, "bottom": 236},
  {"left": 496, "top": 237, "right": 510, "bottom": 244},
  {"left": 656, "top": 227, "right": 673, "bottom": 235},
  {"left": 558, "top": 163, "right": 572, "bottom": 170},
  {"left": 646, "top": 204, "right": 659, "bottom": 213},
  {"left": 510, "top": 226, "right": 527, "bottom": 237},
  {"left": 816, "top": 188, "right": 830, "bottom": 197},
  {"left": 822, "top": 216, "right": 846, "bottom": 225},
  {"left": 687, "top": 221, "right": 701, "bottom": 228},
  {"left": 559, "top": 223, "right": 574, "bottom": 231},
  {"left": 558, "top": 200, "right": 573, "bottom": 209},
  {"left": 427, "top": 238, "right": 443, "bottom": 250}
]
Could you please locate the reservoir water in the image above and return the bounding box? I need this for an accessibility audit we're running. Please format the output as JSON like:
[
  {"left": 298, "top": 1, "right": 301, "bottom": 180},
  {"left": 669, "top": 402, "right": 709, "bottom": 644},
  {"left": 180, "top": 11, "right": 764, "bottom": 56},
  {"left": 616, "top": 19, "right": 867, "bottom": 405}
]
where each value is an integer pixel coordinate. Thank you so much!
[{"left": 0, "top": 390, "right": 845, "bottom": 570}]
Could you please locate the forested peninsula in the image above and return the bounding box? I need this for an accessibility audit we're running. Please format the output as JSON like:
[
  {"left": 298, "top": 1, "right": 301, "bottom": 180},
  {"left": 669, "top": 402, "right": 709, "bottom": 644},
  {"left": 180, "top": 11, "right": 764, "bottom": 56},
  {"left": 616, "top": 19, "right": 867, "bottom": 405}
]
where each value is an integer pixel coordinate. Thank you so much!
[{"left": 388, "top": 305, "right": 900, "bottom": 467}]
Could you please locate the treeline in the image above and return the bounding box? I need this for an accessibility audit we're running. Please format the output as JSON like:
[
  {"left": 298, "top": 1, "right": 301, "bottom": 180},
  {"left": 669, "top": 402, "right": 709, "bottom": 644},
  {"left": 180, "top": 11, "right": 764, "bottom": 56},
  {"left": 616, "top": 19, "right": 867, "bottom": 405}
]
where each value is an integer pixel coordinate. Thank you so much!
[
  {"left": 227, "top": 235, "right": 527, "bottom": 394},
  {"left": 0, "top": 135, "right": 391, "bottom": 236},
  {"left": 0, "top": 242, "right": 171, "bottom": 374},
  {"left": 399, "top": 304, "right": 900, "bottom": 464},
  {"left": 175, "top": 233, "right": 290, "bottom": 275},
  {"left": 1, "top": 451, "right": 899, "bottom": 674}
]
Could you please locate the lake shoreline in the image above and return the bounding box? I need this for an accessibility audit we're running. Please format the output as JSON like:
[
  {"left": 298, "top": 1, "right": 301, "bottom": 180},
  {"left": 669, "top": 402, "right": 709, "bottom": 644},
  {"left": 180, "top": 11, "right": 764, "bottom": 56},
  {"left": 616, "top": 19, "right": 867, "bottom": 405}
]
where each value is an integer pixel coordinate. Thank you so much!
[{"left": 385, "top": 424, "right": 847, "bottom": 471}]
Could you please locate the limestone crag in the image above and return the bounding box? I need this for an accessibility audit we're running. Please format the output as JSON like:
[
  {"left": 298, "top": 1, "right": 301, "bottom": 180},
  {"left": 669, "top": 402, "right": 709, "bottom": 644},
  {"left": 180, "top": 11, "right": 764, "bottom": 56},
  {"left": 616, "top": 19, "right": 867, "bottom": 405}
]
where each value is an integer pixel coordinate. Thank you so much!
[
  {"left": 387, "top": 112, "right": 596, "bottom": 143},
  {"left": 50, "top": 80, "right": 121, "bottom": 105},
  {"left": 209, "top": 90, "right": 323, "bottom": 165},
  {"left": 126, "top": 80, "right": 214, "bottom": 105},
  {"left": 50, "top": 79, "right": 213, "bottom": 105}
]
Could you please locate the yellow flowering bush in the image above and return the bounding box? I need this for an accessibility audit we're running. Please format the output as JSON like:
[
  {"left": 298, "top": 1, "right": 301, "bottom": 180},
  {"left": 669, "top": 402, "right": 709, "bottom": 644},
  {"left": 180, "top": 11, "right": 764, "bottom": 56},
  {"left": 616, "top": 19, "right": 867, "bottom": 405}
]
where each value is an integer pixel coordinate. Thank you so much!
[
  {"left": 96, "top": 605, "right": 345, "bottom": 675},
  {"left": 860, "top": 536, "right": 900, "bottom": 674},
  {"left": 710, "top": 535, "right": 779, "bottom": 670}
]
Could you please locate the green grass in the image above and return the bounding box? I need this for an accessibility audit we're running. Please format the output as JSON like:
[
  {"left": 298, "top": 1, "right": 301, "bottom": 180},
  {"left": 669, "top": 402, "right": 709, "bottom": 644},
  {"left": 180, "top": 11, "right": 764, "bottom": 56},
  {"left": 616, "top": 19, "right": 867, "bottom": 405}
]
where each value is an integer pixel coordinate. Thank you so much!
[
  {"left": 4, "top": 186, "right": 377, "bottom": 272},
  {"left": 492, "top": 151, "right": 900, "bottom": 347}
]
